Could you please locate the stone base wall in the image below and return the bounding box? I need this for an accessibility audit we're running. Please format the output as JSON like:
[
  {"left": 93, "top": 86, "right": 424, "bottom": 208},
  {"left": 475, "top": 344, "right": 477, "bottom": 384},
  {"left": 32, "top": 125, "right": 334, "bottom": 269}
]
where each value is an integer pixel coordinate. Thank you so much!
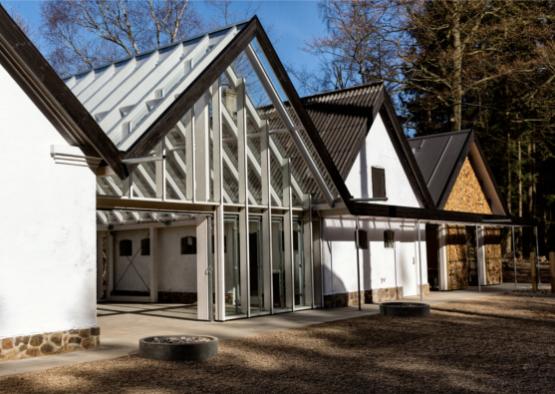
[
  {"left": 0, "top": 326, "right": 100, "bottom": 361},
  {"left": 157, "top": 292, "right": 197, "bottom": 304},
  {"left": 324, "top": 291, "right": 366, "bottom": 308},
  {"left": 323, "top": 285, "right": 429, "bottom": 307}
]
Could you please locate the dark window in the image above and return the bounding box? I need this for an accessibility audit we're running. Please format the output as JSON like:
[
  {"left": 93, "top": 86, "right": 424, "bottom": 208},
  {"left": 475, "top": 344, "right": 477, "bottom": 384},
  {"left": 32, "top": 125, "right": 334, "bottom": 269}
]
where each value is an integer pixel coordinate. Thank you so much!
[
  {"left": 356, "top": 229, "right": 368, "bottom": 249},
  {"left": 119, "top": 239, "right": 133, "bottom": 256},
  {"left": 293, "top": 230, "right": 299, "bottom": 251},
  {"left": 140, "top": 238, "right": 150, "bottom": 256},
  {"left": 384, "top": 230, "right": 395, "bottom": 248},
  {"left": 181, "top": 236, "right": 197, "bottom": 255},
  {"left": 372, "top": 167, "right": 386, "bottom": 198}
]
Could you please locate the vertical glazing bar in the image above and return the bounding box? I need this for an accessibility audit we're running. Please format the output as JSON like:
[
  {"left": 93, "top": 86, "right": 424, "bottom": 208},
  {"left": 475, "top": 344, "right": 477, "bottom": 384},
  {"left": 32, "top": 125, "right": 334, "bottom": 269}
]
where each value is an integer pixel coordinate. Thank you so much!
[
  {"left": 155, "top": 143, "right": 164, "bottom": 200},
  {"left": 355, "top": 217, "right": 361, "bottom": 311},
  {"left": 107, "top": 233, "right": 115, "bottom": 299},
  {"left": 237, "top": 79, "right": 250, "bottom": 317},
  {"left": 194, "top": 95, "right": 210, "bottom": 202},
  {"left": 284, "top": 159, "right": 295, "bottom": 311},
  {"left": 126, "top": 172, "right": 133, "bottom": 198},
  {"left": 196, "top": 217, "right": 210, "bottom": 321},
  {"left": 185, "top": 110, "right": 195, "bottom": 201},
  {"left": 149, "top": 227, "right": 158, "bottom": 302},
  {"left": 207, "top": 216, "right": 214, "bottom": 322},
  {"left": 212, "top": 82, "right": 225, "bottom": 321},
  {"left": 417, "top": 220, "right": 423, "bottom": 301},
  {"left": 261, "top": 121, "right": 273, "bottom": 313},
  {"left": 308, "top": 195, "right": 315, "bottom": 308}
]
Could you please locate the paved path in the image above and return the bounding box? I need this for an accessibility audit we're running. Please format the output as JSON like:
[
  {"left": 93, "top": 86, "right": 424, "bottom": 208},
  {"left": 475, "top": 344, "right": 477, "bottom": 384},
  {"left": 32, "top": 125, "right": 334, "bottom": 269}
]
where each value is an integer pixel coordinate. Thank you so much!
[
  {"left": 1, "top": 282, "right": 548, "bottom": 378},
  {"left": 0, "top": 305, "right": 379, "bottom": 377}
]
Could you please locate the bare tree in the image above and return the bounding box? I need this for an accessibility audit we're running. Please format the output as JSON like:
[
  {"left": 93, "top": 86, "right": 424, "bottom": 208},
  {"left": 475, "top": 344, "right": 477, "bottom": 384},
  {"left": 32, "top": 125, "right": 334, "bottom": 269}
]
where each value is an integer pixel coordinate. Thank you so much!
[
  {"left": 41, "top": 0, "right": 201, "bottom": 75},
  {"left": 305, "top": 0, "right": 405, "bottom": 91}
]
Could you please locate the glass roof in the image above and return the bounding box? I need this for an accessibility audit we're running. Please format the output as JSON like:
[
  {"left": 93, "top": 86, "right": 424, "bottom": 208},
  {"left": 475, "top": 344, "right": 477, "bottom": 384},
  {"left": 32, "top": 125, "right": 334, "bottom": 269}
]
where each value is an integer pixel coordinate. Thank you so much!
[{"left": 65, "top": 22, "right": 247, "bottom": 150}]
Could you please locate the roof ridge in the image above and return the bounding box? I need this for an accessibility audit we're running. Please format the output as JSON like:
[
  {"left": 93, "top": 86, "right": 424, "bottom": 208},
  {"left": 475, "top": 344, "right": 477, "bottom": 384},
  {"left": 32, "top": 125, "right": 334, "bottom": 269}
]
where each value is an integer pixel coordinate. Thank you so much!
[
  {"left": 408, "top": 129, "right": 473, "bottom": 141},
  {"left": 301, "top": 81, "right": 383, "bottom": 102},
  {"left": 63, "top": 19, "right": 251, "bottom": 80}
]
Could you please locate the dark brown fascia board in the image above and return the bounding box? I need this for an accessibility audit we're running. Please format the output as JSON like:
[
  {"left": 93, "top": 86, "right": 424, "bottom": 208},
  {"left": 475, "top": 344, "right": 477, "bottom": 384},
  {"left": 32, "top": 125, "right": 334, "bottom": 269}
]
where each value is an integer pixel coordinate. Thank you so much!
[
  {"left": 252, "top": 18, "right": 354, "bottom": 204},
  {"left": 125, "top": 17, "right": 259, "bottom": 159},
  {"left": 470, "top": 136, "right": 510, "bottom": 216},
  {"left": 378, "top": 91, "right": 435, "bottom": 209},
  {"left": 347, "top": 200, "right": 527, "bottom": 226},
  {"left": 124, "top": 16, "right": 354, "bottom": 205},
  {"left": 436, "top": 130, "right": 474, "bottom": 209},
  {"left": 0, "top": 6, "right": 127, "bottom": 178}
]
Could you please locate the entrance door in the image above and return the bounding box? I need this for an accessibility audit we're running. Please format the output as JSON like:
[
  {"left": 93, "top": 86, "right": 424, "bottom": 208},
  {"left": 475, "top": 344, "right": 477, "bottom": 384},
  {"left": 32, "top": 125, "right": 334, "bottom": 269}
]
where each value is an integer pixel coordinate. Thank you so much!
[
  {"left": 224, "top": 216, "right": 244, "bottom": 317},
  {"left": 272, "top": 217, "right": 288, "bottom": 311},
  {"left": 466, "top": 227, "right": 479, "bottom": 286},
  {"left": 249, "top": 217, "right": 266, "bottom": 313},
  {"left": 426, "top": 224, "right": 439, "bottom": 290},
  {"left": 113, "top": 230, "right": 151, "bottom": 296},
  {"left": 293, "top": 221, "right": 309, "bottom": 307}
]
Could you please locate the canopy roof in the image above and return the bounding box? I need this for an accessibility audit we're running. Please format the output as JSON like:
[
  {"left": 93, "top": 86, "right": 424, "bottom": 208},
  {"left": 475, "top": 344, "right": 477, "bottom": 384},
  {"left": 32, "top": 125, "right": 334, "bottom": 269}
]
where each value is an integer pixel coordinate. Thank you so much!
[{"left": 65, "top": 21, "right": 248, "bottom": 151}]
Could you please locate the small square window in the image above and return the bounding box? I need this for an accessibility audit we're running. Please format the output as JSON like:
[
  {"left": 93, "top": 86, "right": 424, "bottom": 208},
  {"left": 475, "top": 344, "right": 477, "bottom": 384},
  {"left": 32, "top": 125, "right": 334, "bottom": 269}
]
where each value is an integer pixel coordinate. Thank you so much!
[
  {"left": 119, "top": 239, "right": 133, "bottom": 256},
  {"left": 384, "top": 230, "right": 395, "bottom": 248},
  {"left": 372, "top": 167, "right": 386, "bottom": 198},
  {"left": 356, "top": 229, "right": 368, "bottom": 249},
  {"left": 181, "top": 236, "right": 197, "bottom": 255},
  {"left": 140, "top": 238, "right": 150, "bottom": 256}
]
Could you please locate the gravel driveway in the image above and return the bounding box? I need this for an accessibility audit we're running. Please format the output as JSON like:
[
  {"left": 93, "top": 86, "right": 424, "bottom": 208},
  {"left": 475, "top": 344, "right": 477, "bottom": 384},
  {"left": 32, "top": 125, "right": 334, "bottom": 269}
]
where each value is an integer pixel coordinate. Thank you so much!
[{"left": 1, "top": 293, "right": 554, "bottom": 393}]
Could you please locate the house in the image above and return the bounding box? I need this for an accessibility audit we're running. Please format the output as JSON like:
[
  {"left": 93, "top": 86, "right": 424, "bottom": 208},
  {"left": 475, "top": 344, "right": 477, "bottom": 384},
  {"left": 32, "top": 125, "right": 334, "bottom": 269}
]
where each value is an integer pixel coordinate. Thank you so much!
[
  {"left": 408, "top": 131, "right": 508, "bottom": 290},
  {"left": 288, "top": 84, "right": 434, "bottom": 306},
  {"left": 0, "top": 5, "right": 517, "bottom": 362}
]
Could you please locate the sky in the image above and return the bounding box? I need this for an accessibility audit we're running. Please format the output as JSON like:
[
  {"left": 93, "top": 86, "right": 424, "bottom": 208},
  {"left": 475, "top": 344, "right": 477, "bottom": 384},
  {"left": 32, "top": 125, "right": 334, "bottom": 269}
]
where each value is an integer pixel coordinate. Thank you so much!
[{"left": 1, "top": 0, "right": 328, "bottom": 95}]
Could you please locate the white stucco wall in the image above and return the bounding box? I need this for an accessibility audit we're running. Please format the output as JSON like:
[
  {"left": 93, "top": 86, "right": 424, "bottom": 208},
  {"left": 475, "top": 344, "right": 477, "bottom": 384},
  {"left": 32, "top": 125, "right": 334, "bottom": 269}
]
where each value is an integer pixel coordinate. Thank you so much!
[
  {"left": 0, "top": 65, "right": 97, "bottom": 338},
  {"left": 158, "top": 226, "right": 197, "bottom": 292},
  {"left": 345, "top": 113, "right": 422, "bottom": 208},
  {"left": 321, "top": 218, "right": 427, "bottom": 298}
]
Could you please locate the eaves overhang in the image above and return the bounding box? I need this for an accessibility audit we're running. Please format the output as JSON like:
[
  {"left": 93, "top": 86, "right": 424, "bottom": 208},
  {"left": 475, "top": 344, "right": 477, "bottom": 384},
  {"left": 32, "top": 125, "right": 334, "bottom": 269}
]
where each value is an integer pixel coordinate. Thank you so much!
[{"left": 0, "top": 6, "right": 127, "bottom": 178}]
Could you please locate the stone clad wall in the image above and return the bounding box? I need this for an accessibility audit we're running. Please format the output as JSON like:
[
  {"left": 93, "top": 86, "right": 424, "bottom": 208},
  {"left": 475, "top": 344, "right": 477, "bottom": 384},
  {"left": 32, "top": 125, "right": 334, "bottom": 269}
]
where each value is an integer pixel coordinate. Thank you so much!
[
  {"left": 323, "top": 285, "right": 430, "bottom": 307},
  {"left": 443, "top": 158, "right": 500, "bottom": 290},
  {"left": 446, "top": 226, "right": 470, "bottom": 290},
  {"left": 484, "top": 228, "right": 502, "bottom": 284},
  {"left": 444, "top": 158, "right": 492, "bottom": 214},
  {"left": 0, "top": 327, "right": 99, "bottom": 361}
]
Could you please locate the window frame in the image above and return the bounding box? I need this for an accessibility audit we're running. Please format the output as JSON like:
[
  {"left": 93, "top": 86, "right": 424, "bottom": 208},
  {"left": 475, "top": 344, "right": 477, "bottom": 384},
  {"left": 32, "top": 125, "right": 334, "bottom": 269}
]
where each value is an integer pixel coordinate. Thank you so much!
[{"left": 371, "top": 166, "right": 387, "bottom": 199}]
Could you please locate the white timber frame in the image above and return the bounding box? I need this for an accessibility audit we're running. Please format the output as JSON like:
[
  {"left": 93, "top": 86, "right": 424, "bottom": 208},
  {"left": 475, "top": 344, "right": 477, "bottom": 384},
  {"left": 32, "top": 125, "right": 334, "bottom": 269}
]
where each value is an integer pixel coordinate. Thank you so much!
[{"left": 94, "top": 36, "right": 319, "bottom": 320}]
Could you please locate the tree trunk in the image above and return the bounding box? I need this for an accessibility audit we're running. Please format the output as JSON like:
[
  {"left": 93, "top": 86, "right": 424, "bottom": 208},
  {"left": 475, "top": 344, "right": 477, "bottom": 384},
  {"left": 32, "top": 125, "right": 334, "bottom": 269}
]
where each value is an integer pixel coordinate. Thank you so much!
[
  {"left": 506, "top": 131, "right": 512, "bottom": 254},
  {"left": 518, "top": 138, "right": 522, "bottom": 218},
  {"left": 452, "top": 4, "right": 463, "bottom": 131}
]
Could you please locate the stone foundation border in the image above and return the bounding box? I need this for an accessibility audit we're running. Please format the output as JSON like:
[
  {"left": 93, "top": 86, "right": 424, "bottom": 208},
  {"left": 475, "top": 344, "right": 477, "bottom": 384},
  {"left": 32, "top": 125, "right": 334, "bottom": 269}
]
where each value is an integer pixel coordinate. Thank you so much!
[
  {"left": 0, "top": 326, "right": 100, "bottom": 361},
  {"left": 323, "top": 285, "right": 430, "bottom": 308}
]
